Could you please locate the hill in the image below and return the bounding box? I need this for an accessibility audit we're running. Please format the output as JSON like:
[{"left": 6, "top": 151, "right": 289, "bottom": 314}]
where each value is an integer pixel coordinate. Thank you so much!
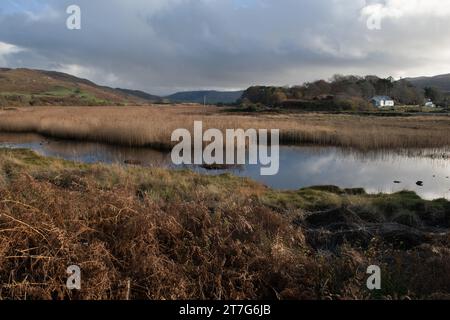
[
  {"left": 0, "top": 68, "right": 159, "bottom": 106},
  {"left": 166, "top": 90, "right": 243, "bottom": 104},
  {"left": 406, "top": 74, "right": 450, "bottom": 93},
  {"left": 115, "top": 88, "right": 161, "bottom": 102}
]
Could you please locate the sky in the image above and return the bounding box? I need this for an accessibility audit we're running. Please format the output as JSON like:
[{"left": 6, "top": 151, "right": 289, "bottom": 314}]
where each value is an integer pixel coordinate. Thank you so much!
[{"left": 0, "top": 0, "right": 450, "bottom": 95}]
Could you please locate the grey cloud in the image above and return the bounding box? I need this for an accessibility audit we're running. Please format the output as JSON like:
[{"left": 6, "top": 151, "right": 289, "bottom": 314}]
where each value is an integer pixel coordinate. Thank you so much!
[{"left": 0, "top": 0, "right": 449, "bottom": 95}]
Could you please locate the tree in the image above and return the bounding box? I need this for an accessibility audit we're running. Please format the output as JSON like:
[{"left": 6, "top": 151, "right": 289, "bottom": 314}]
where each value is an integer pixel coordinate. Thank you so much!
[
  {"left": 391, "top": 80, "right": 424, "bottom": 105},
  {"left": 270, "top": 89, "right": 287, "bottom": 105},
  {"left": 374, "top": 77, "right": 394, "bottom": 96},
  {"left": 360, "top": 81, "right": 376, "bottom": 99},
  {"left": 424, "top": 87, "right": 443, "bottom": 103}
]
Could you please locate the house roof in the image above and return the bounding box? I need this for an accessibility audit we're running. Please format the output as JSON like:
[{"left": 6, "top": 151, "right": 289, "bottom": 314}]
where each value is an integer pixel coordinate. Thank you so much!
[{"left": 371, "top": 96, "right": 393, "bottom": 102}]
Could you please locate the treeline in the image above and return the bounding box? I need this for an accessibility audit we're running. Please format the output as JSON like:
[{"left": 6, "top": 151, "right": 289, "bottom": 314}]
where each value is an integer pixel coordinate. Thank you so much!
[{"left": 240, "top": 75, "right": 446, "bottom": 111}]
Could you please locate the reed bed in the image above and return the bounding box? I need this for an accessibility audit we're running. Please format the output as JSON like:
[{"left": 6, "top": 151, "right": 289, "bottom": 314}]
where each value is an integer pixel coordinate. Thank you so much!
[{"left": 0, "top": 105, "right": 449, "bottom": 150}]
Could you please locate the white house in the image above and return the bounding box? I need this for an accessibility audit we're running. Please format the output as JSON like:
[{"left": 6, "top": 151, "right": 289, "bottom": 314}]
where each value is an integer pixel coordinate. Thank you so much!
[
  {"left": 425, "top": 100, "right": 436, "bottom": 108},
  {"left": 370, "top": 96, "right": 395, "bottom": 108}
]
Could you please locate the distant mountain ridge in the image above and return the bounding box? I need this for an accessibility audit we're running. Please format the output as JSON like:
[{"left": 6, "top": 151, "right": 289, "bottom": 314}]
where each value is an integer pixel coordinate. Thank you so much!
[
  {"left": 405, "top": 74, "right": 450, "bottom": 93},
  {"left": 115, "top": 88, "right": 161, "bottom": 102},
  {"left": 166, "top": 90, "right": 243, "bottom": 104}
]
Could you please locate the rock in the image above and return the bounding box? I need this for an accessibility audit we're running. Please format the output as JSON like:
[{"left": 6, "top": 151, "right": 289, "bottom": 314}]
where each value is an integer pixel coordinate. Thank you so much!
[
  {"left": 370, "top": 223, "right": 430, "bottom": 249},
  {"left": 392, "top": 212, "right": 421, "bottom": 228},
  {"left": 306, "top": 228, "right": 372, "bottom": 249},
  {"left": 307, "top": 223, "right": 433, "bottom": 250},
  {"left": 325, "top": 222, "right": 362, "bottom": 232},
  {"left": 305, "top": 207, "right": 363, "bottom": 229}
]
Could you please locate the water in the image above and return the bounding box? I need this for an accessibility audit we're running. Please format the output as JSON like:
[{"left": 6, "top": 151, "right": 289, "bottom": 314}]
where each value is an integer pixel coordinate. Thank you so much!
[{"left": 0, "top": 133, "right": 449, "bottom": 200}]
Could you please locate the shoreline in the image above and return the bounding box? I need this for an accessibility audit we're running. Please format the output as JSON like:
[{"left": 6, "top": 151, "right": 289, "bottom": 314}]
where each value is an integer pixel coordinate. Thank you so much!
[
  {"left": 0, "top": 139, "right": 449, "bottom": 200},
  {"left": 0, "top": 148, "right": 449, "bottom": 299}
]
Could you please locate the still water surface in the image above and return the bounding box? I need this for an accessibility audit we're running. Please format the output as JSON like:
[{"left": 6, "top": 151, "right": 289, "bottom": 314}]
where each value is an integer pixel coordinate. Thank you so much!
[{"left": 0, "top": 133, "right": 449, "bottom": 200}]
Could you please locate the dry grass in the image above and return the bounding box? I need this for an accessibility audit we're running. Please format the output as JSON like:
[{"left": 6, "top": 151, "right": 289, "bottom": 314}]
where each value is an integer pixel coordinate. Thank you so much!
[
  {"left": 0, "top": 106, "right": 449, "bottom": 150},
  {"left": 0, "top": 149, "right": 449, "bottom": 300}
]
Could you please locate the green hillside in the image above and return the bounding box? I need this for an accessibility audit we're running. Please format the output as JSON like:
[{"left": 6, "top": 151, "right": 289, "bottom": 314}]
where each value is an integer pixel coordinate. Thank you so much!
[{"left": 0, "top": 68, "right": 159, "bottom": 107}]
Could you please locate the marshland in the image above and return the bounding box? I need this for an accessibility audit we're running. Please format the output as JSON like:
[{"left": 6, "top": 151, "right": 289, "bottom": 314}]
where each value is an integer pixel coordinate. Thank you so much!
[
  {"left": 2, "top": 0, "right": 450, "bottom": 303},
  {"left": 0, "top": 105, "right": 449, "bottom": 300},
  {"left": 0, "top": 105, "right": 449, "bottom": 150}
]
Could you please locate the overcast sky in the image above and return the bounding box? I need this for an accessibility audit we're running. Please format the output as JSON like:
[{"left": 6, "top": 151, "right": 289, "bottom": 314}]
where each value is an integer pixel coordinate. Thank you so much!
[{"left": 0, "top": 0, "right": 449, "bottom": 95}]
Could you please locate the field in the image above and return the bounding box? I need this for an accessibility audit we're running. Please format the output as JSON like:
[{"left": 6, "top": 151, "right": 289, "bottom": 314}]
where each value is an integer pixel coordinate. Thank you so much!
[
  {"left": 0, "top": 105, "right": 449, "bottom": 150},
  {"left": 0, "top": 148, "right": 449, "bottom": 300}
]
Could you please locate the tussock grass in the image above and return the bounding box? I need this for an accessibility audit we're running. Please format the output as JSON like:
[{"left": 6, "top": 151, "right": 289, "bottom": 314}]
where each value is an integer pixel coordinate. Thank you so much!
[
  {"left": 0, "top": 106, "right": 449, "bottom": 150},
  {"left": 0, "top": 149, "right": 449, "bottom": 300}
]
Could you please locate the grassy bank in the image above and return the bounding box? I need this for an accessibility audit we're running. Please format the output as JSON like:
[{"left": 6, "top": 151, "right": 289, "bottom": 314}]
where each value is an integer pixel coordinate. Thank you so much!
[
  {"left": 0, "top": 106, "right": 449, "bottom": 150},
  {"left": 0, "top": 149, "right": 449, "bottom": 300}
]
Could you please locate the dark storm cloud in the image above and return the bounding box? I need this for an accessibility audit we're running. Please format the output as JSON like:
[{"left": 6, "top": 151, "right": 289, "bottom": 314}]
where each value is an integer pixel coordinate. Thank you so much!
[{"left": 0, "top": 0, "right": 449, "bottom": 94}]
